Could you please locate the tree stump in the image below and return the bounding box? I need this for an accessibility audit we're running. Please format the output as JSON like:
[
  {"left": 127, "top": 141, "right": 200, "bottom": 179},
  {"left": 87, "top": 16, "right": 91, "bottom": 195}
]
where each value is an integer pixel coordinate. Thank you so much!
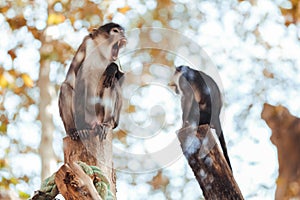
[
  {"left": 55, "top": 129, "right": 116, "bottom": 199},
  {"left": 177, "top": 125, "right": 244, "bottom": 199},
  {"left": 261, "top": 103, "right": 300, "bottom": 200}
]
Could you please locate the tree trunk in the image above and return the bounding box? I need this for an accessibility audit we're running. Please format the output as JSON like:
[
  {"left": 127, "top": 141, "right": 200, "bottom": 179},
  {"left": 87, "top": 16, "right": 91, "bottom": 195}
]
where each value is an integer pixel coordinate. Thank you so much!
[
  {"left": 177, "top": 125, "right": 244, "bottom": 200},
  {"left": 37, "top": 59, "right": 57, "bottom": 180},
  {"left": 261, "top": 103, "right": 300, "bottom": 200}
]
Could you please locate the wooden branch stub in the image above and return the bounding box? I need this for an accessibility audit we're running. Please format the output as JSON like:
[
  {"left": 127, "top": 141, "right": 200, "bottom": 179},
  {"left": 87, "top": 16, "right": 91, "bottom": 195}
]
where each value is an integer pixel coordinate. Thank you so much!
[
  {"left": 177, "top": 125, "right": 244, "bottom": 200},
  {"left": 55, "top": 162, "right": 102, "bottom": 200},
  {"left": 261, "top": 103, "right": 300, "bottom": 199},
  {"left": 63, "top": 132, "right": 115, "bottom": 194}
]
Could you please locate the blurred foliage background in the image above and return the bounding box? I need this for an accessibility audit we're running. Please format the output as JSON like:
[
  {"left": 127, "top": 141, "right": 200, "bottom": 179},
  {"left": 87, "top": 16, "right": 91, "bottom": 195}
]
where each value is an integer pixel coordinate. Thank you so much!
[{"left": 0, "top": 0, "right": 300, "bottom": 199}]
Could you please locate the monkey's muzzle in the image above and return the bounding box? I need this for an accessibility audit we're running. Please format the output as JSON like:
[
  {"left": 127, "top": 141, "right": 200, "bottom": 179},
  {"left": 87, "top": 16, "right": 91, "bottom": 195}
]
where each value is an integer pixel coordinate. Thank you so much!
[
  {"left": 168, "top": 81, "right": 180, "bottom": 94},
  {"left": 111, "top": 37, "right": 127, "bottom": 61}
]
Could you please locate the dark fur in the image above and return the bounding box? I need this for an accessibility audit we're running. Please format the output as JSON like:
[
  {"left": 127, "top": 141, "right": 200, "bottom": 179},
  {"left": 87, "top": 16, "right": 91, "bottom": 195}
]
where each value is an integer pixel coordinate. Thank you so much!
[{"left": 175, "top": 65, "right": 232, "bottom": 170}]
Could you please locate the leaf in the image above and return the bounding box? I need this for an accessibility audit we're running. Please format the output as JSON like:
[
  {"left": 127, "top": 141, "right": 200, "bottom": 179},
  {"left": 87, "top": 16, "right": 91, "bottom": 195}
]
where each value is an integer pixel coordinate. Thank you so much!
[
  {"left": 0, "top": 6, "right": 9, "bottom": 13},
  {"left": 0, "top": 74, "right": 8, "bottom": 88},
  {"left": 0, "top": 159, "right": 7, "bottom": 168},
  {"left": 127, "top": 105, "right": 136, "bottom": 113},
  {"left": 8, "top": 49, "right": 17, "bottom": 60},
  {"left": 10, "top": 178, "right": 19, "bottom": 185},
  {"left": 21, "top": 74, "right": 34, "bottom": 88},
  {"left": 263, "top": 69, "right": 274, "bottom": 78},
  {"left": 114, "top": 129, "right": 127, "bottom": 145},
  {"left": 47, "top": 13, "right": 65, "bottom": 25},
  {"left": 117, "top": 5, "right": 131, "bottom": 14},
  {"left": 148, "top": 171, "right": 169, "bottom": 190},
  {"left": 7, "top": 15, "right": 27, "bottom": 30},
  {"left": 0, "top": 123, "right": 7, "bottom": 133},
  {"left": 18, "top": 190, "right": 30, "bottom": 199},
  {"left": 28, "top": 27, "right": 42, "bottom": 39},
  {"left": 106, "top": 13, "right": 113, "bottom": 21}
]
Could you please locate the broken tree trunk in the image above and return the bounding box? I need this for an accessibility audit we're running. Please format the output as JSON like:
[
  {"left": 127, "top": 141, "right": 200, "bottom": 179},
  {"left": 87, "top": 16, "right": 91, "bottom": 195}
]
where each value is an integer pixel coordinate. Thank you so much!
[
  {"left": 177, "top": 125, "right": 243, "bottom": 199},
  {"left": 55, "top": 130, "right": 116, "bottom": 199},
  {"left": 261, "top": 103, "right": 300, "bottom": 200}
]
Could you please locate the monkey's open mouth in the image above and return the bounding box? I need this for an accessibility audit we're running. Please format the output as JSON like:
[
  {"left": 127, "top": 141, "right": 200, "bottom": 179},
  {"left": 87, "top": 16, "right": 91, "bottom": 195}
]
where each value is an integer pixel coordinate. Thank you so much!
[{"left": 111, "top": 38, "right": 127, "bottom": 61}]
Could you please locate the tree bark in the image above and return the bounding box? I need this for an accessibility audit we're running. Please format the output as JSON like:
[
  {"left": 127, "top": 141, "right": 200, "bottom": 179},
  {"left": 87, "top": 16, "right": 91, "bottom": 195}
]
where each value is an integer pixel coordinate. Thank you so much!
[
  {"left": 55, "top": 129, "right": 116, "bottom": 199},
  {"left": 261, "top": 103, "right": 300, "bottom": 200},
  {"left": 177, "top": 125, "right": 243, "bottom": 200},
  {"left": 55, "top": 162, "right": 102, "bottom": 200}
]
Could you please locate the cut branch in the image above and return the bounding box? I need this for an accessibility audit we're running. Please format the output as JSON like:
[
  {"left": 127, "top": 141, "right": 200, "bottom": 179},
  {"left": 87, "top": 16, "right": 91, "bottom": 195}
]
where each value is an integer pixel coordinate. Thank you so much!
[
  {"left": 177, "top": 125, "right": 244, "bottom": 199},
  {"left": 55, "top": 162, "right": 102, "bottom": 200}
]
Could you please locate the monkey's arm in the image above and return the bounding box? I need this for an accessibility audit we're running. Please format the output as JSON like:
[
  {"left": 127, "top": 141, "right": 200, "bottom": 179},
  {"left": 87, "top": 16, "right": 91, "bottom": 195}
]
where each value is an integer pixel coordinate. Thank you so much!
[
  {"left": 107, "top": 63, "right": 124, "bottom": 128},
  {"left": 103, "top": 62, "right": 123, "bottom": 87},
  {"left": 94, "top": 64, "right": 124, "bottom": 140},
  {"left": 59, "top": 83, "right": 76, "bottom": 136},
  {"left": 58, "top": 37, "right": 88, "bottom": 140},
  {"left": 111, "top": 76, "right": 124, "bottom": 129}
]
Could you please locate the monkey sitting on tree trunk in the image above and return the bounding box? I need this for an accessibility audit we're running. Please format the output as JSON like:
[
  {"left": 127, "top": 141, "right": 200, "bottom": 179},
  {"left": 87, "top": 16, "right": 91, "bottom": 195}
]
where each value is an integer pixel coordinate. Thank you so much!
[
  {"left": 59, "top": 23, "right": 126, "bottom": 140},
  {"left": 169, "top": 65, "right": 232, "bottom": 170}
]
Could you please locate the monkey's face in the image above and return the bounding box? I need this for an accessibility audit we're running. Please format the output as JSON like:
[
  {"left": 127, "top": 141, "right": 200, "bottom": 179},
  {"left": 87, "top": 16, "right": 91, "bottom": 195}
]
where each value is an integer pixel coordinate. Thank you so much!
[
  {"left": 108, "top": 27, "right": 127, "bottom": 61},
  {"left": 169, "top": 69, "right": 183, "bottom": 95},
  {"left": 94, "top": 24, "right": 127, "bottom": 62},
  {"left": 90, "top": 23, "right": 127, "bottom": 62},
  {"left": 169, "top": 66, "right": 197, "bottom": 97}
]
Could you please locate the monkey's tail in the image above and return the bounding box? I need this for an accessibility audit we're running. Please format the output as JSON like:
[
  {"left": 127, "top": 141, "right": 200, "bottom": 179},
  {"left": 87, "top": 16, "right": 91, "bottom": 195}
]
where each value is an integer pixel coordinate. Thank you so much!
[{"left": 219, "top": 131, "right": 232, "bottom": 171}]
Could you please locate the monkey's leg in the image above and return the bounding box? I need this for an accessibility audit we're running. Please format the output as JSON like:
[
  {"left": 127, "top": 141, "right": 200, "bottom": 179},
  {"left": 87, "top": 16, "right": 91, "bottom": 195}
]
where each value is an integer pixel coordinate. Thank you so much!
[
  {"left": 95, "top": 87, "right": 117, "bottom": 141},
  {"left": 59, "top": 82, "right": 78, "bottom": 140},
  {"left": 73, "top": 77, "right": 100, "bottom": 140}
]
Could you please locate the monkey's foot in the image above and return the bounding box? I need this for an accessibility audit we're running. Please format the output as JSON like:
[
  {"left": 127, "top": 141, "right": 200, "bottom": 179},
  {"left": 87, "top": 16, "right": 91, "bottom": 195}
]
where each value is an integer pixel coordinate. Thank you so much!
[
  {"left": 68, "top": 128, "right": 79, "bottom": 140},
  {"left": 94, "top": 123, "right": 112, "bottom": 141},
  {"left": 76, "top": 129, "right": 92, "bottom": 140},
  {"left": 68, "top": 128, "right": 92, "bottom": 140}
]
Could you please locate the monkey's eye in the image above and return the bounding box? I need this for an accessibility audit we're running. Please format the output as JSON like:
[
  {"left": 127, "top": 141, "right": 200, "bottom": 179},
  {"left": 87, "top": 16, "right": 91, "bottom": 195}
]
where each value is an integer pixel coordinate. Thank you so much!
[{"left": 111, "top": 28, "right": 120, "bottom": 33}]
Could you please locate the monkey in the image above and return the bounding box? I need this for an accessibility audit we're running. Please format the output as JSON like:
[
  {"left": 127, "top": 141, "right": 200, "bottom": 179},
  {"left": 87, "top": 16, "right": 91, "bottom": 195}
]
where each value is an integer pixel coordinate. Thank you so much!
[
  {"left": 169, "top": 65, "right": 232, "bottom": 170},
  {"left": 74, "top": 62, "right": 125, "bottom": 140},
  {"left": 58, "top": 23, "right": 126, "bottom": 140}
]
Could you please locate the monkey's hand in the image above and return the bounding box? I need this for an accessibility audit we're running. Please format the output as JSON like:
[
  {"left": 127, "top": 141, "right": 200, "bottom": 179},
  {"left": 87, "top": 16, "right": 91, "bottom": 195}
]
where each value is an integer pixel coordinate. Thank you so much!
[
  {"left": 103, "top": 73, "right": 115, "bottom": 88},
  {"left": 103, "top": 63, "right": 118, "bottom": 88},
  {"left": 93, "top": 123, "right": 112, "bottom": 141}
]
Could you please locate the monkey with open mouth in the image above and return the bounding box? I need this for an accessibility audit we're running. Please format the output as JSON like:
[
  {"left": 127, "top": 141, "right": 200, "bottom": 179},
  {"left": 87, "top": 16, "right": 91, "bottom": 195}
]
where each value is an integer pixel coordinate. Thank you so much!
[{"left": 59, "top": 23, "right": 126, "bottom": 141}]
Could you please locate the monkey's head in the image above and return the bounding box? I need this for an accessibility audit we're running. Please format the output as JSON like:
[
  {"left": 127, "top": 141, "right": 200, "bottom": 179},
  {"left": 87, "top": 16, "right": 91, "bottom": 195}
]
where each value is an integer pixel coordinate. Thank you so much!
[
  {"left": 91, "top": 22, "right": 127, "bottom": 62},
  {"left": 169, "top": 65, "right": 197, "bottom": 95}
]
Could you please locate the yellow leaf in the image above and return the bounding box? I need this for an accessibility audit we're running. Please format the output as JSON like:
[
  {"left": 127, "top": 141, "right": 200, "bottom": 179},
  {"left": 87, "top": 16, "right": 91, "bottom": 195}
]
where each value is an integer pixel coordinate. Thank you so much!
[
  {"left": 117, "top": 5, "right": 131, "bottom": 14},
  {"left": 106, "top": 13, "right": 113, "bottom": 21},
  {"left": 0, "top": 159, "right": 7, "bottom": 168},
  {"left": 0, "top": 123, "right": 7, "bottom": 133},
  {"left": 0, "top": 74, "right": 8, "bottom": 88},
  {"left": 18, "top": 190, "right": 30, "bottom": 198},
  {"left": 22, "top": 74, "right": 34, "bottom": 88},
  {"left": 127, "top": 105, "right": 136, "bottom": 113},
  {"left": 47, "top": 13, "right": 65, "bottom": 25},
  {"left": 114, "top": 129, "right": 127, "bottom": 145}
]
